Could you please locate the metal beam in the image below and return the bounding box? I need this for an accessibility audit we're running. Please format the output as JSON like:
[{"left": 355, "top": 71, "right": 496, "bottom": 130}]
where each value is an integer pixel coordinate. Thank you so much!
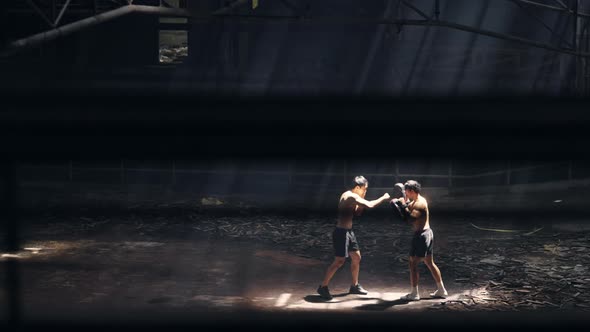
[
  {"left": 54, "top": 0, "right": 73, "bottom": 27},
  {"left": 6, "top": 0, "right": 590, "bottom": 60},
  {"left": 509, "top": 0, "right": 590, "bottom": 18},
  {"left": 205, "top": 14, "right": 590, "bottom": 57},
  {"left": 25, "top": 0, "right": 55, "bottom": 28},
  {"left": 552, "top": 0, "right": 569, "bottom": 10},
  {"left": 508, "top": 0, "right": 573, "bottom": 48},
  {"left": 399, "top": 0, "right": 431, "bottom": 20},
  {"left": 212, "top": 0, "right": 251, "bottom": 16},
  {"left": 1, "top": 5, "right": 191, "bottom": 57},
  {"left": 427, "top": 17, "right": 590, "bottom": 57}
]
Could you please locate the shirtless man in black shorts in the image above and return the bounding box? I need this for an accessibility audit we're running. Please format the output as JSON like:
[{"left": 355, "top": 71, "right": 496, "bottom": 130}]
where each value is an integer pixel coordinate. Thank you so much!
[
  {"left": 392, "top": 180, "right": 448, "bottom": 301},
  {"left": 317, "top": 175, "right": 390, "bottom": 300}
]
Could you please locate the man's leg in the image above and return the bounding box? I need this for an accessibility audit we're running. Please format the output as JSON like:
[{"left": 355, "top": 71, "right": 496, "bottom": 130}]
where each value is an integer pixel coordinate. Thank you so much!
[
  {"left": 349, "top": 250, "right": 361, "bottom": 286},
  {"left": 319, "top": 227, "right": 346, "bottom": 299},
  {"left": 318, "top": 256, "right": 345, "bottom": 299},
  {"left": 321, "top": 256, "right": 346, "bottom": 287},
  {"left": 424, "top": 255, "right": 448, "bottom": 297},
  {"left": 348, "top": 250, "right": 368, "bottom": 294},
  {"left": 401, "top": 256, "right": 422, "bottom": 300},
  {"left": 410, "top": 256, "right": 422, "bottom": 288}
]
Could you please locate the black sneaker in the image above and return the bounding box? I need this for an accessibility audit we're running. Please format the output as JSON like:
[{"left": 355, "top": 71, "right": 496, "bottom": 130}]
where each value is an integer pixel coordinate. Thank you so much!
[
  {"left": 317, "top": 285, "right": 333, "bottom": 300},
  {"left": 349, "top": 283, "right": 368, "bottom": 295}
]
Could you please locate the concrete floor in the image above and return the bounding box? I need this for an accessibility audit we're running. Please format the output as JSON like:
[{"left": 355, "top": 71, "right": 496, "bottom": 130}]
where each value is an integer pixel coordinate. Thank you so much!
[
  {"left": 1, "top": 212, "right": 589, "bottom": 330},
  {"left": 3, "top": 236, "right": 459, "bottom": 318}
]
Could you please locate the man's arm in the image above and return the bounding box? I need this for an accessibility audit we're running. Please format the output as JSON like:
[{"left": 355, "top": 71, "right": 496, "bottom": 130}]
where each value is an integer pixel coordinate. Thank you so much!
[
  {"left": 354, "top": 204, "right": 364, "bottom": 216},
  {"left": 407, "top": 207, "right": 423, "bottom": 221},
  {"left": 392, "top": 199, "right": 423, "bottom": 221},
  {"left": 406, "top": 201, "right": 426, "bottom": 221},
  {"left": 349, "top": 192, "right": 390, "bottom": 209}
]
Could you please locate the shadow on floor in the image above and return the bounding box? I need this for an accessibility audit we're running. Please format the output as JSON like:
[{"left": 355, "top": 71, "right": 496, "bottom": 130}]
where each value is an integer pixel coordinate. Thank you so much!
[
  {"left": 304, "top": 292, "right": 351, "bottom": 303},
  {"left": 354, "top": 298, "right": 410, "bottom": 311}
]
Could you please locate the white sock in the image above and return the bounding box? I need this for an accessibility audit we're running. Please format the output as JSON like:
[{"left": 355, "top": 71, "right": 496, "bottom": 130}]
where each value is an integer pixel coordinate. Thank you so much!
[
  {"left": 411, "top": 286, "right": 419, "bottom": 295},
  {"left": 437, "top": 281, "right": 446, "bottom": 291}
]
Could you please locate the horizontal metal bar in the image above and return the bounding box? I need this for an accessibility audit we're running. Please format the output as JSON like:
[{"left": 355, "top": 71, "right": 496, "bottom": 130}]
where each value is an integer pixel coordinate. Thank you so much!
[
  {"left": 129, "top": 168, "right": 290, "bottom": 175},
  {"left": 458, "top": 161, "right": 571, "bottom": 179},
  {"left": 432, "top": 18, "right": 589, "bottom": 56},
  {"left": 20, "top": 162, "right": 569, "bottom": 180},
  {"left": 8, "top": 4, "right": 587, "bottom": 59},
  {"left": 509, "top": 0, "right": 590, "bottom": 18},
  {"left": 1, "top": 5, "right": 191, "bottom": 57},
  {"left": 159, "top": 22, "right": 191, "bottom": 30},
  {"left": 201, "top": 14, "right": 590, "bottom": 57},
  {"left": 360, "top": 173, "right": 451, "bottom": 178}
]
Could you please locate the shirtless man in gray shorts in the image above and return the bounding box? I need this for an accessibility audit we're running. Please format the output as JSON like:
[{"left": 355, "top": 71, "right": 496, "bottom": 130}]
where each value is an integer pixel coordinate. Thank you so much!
[
  {"left": 317, "top": 175, "right": 390, "bottom": 300},
  {"left": 392, "top": 180, "right": 448, "bottom": 301}
]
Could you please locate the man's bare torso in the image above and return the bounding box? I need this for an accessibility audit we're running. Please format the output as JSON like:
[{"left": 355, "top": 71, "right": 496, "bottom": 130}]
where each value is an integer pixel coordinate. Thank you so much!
[
  {"left": 337, "top": 191, "right": 360, "bottom": 229},
  {"left": 408, "top": 195, "right": 429, "bottom": 232}
]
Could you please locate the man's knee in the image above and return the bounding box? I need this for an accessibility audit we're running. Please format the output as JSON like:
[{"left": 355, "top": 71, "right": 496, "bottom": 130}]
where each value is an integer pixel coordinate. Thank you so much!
[
  {"left": 409, "top": 256, "right": 422, "bottom": 266},
  {"left": 349, "top": 251, "right": 361, "bottom": 263},
  {"left": 333, "top": 257, "right": 346, "bottom": 267}
]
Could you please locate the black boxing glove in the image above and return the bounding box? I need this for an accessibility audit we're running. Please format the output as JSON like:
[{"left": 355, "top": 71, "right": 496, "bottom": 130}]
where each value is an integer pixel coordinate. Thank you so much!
[
  {"left": 390, "top": 199, "right": 410, "bottom": 221},
  {"left": 393, "top": 182, "right": 405, "bottom": 200}
]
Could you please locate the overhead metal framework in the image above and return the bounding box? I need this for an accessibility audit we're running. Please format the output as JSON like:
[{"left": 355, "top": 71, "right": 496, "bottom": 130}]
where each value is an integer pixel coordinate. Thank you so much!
[
  {"left": 205, "top": 0, "right": 590, "bottom": 94},
  {"left": 1, "top": 0, "right": 589, "bottom": 93},
  {"left": 200, "top": 0, "right": 589, "bottom": 56},
  {"left": 206, "top": 0, "right": 590, "bottom": 95},
  {"left": 0, "top": 0, "right": 191, "bottom": 56}
]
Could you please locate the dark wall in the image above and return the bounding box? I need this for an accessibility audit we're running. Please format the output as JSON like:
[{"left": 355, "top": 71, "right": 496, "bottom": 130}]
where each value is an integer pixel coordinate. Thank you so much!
[
  {"left": 1, "top": 1, "right": 587, "bottom": 96},
  {"left": 185, "top": 0, "right": 582, "bottom": 96},
  {"left": 14, "top": 159, "right": 590, "bottom": 216},
  {"left": 16, "top": 159, "right": 587, "bottom": 190}
]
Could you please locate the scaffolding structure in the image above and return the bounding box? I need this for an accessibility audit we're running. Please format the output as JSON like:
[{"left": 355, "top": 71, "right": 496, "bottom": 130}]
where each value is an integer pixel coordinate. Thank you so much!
[{"left": 1, "top": 0, "right": 589, "bottom": 93}]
